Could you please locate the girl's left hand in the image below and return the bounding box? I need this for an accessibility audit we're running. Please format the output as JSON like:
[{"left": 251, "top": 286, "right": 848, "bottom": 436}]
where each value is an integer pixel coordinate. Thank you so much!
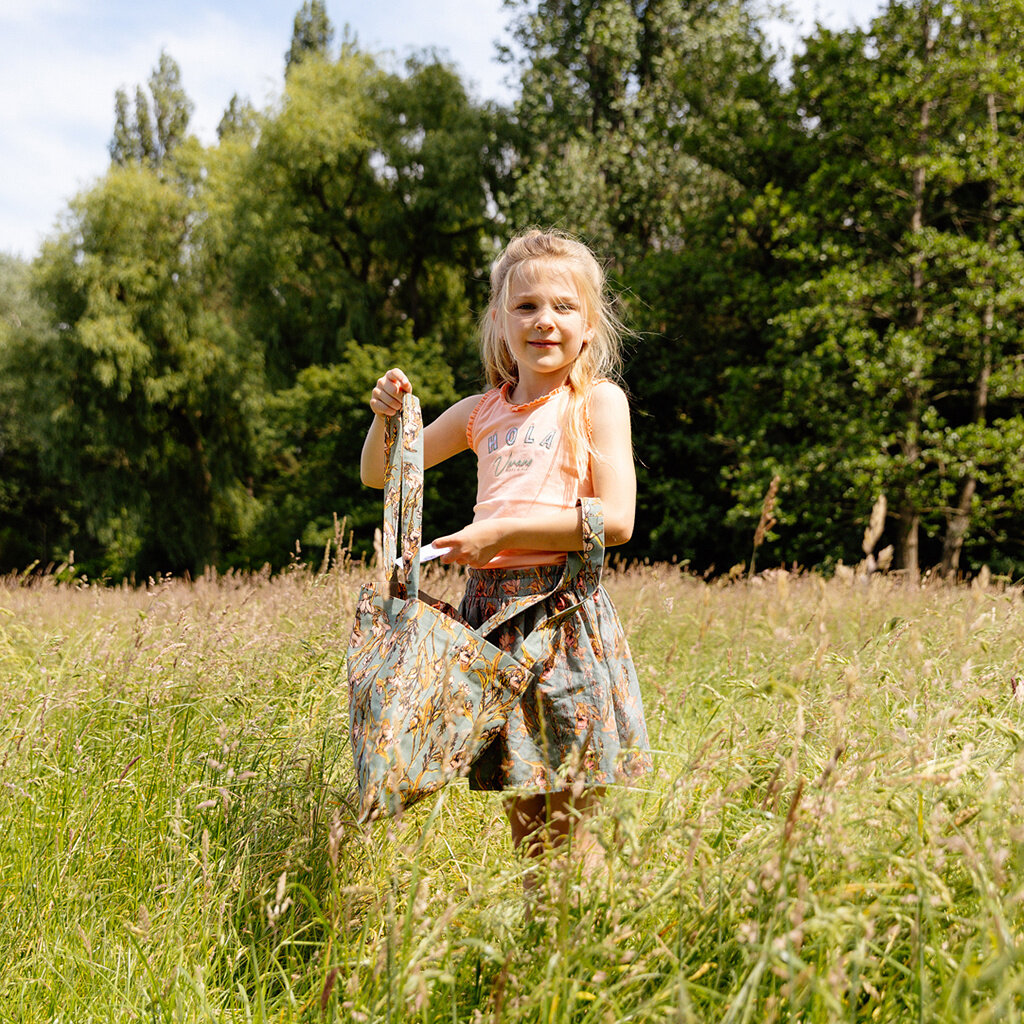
[{"left": 433, "top": 521, "right": 504, "bottom": 568}]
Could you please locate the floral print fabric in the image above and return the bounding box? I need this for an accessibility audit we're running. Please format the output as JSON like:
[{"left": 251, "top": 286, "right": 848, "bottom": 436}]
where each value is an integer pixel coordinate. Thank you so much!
[
  {"left": 460, "top": 559, "right": 652, "bottom": 793},
  {"left": 347, "top": 580, "right": 533, "bottom": 820}
]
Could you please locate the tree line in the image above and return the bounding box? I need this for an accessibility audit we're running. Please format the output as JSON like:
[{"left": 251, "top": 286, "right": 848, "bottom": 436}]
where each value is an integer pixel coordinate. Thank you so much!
[{"left": 2, "top": 0, "right": 1022, "bottom": 581}]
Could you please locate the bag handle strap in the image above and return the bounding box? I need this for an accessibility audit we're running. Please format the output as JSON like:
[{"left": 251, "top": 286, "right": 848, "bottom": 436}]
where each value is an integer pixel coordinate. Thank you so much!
[{"left": 383, "top": 392, "right": 424, "bottom": 596}]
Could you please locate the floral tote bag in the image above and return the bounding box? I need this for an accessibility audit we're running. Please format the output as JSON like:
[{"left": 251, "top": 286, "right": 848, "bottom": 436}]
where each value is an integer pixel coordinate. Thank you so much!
[{"left": 347, "top": 392, "right": 605, "bottom": 821}]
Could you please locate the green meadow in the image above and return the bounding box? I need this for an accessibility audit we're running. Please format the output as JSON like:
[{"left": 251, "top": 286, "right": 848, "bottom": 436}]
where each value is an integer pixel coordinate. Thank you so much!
[{"left": 3, "top": 557, "right": 1024, "bottom": 1022}]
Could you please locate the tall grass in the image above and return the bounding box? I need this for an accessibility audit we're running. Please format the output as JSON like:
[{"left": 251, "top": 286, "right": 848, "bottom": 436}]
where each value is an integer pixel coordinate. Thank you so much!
[{"left": 2, "top": 558, "right": 1024, "bottom": 1022}]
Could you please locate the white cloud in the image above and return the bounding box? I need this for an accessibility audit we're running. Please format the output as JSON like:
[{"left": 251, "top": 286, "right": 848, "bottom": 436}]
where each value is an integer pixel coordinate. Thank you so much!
[
  {"left": 0, "top": 0, "right": 86, "bottom": 28},
  {"left": 769, "top": 0, "right": 884, "bottom": 60},
  {"left": 1, "top": 25, "right": 123, "bottom": 253},
  {"left": 339, "top": 0, "right": 513, "bottom": 103},
  {"left": 0, "top": 3, "right": 291, "bottom": 256}
]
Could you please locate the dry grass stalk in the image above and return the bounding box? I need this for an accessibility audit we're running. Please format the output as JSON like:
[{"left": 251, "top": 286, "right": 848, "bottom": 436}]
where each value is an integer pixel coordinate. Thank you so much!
[
  {"left": 372, "top": 527, "right": 384, "bottom": 581},
  {"left": 749, "top": 475, "right": 780, "bottom": 577},
  {"left": 4, "top": 559, "right": 1024, "bottom": 1020},
  {"left": 753, "top": 476, "right": 780, "bottom": 550}
]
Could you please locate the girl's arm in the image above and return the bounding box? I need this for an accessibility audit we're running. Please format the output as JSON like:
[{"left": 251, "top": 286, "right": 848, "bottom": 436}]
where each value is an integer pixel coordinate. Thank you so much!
[
  {"left": 587, "top": 379, "right": 637, "bottom": 543},
  {"left": 360, "top": 367, "right": 480, "bottom": 488},
  {"left": 435, "top": 381, "right": 636, "bottom": 566}
]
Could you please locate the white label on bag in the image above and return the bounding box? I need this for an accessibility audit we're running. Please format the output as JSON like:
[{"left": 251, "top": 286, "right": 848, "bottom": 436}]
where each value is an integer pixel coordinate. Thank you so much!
[{"left": 395, "top": 541, "right": 450, "bottom": 567}]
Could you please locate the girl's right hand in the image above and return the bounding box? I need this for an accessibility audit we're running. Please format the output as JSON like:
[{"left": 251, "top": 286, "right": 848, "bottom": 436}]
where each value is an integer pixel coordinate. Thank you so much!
[{"left": 369, "top": 368, "right": 411, "bottom": 418}]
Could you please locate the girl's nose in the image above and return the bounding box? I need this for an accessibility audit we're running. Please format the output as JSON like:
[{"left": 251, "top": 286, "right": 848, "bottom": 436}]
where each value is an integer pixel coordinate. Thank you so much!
[{"left": 535, "top": 306, "right": 554, "bottom": 328}]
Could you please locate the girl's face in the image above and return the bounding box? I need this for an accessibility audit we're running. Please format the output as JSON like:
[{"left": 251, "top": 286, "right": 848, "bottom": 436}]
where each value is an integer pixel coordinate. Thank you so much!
[{"left": 500, "top": 260, "right": 593, "bottom": 395}]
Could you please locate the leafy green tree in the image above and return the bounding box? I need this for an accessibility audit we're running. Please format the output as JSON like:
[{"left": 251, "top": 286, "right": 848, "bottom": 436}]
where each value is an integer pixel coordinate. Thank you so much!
[
  {"left": 217, "top": 94, "right": 258, "bottom": 143},
  {"left": 133, "top": 84, "right": 156, "bottom": 161},
  {"left": 110, "top": 51, "right": 194, "bottom": 167},
  {"left": 727, "top": 0, "right": 1024, "bottom": 577},
  {"left": 0, "top": 254, "right": 68, "bottom": 570},
  {"left": 229, "top": 49, "right": 498, "bottom": 382},
  {"left": 285, "top": 0, "right": 335, "bottom": 73},
  {"left": 246, "top": 335, "right": 467, "bottom": 565},
  {"left": 223, "top": 46, "right": 503, "bottom": 561},
  {"left": 149, "top": 51, "right": 192, "bottom": 160},
  {"left": 31, "top": 166, "right": 260, "bottom": 578},
  {"left": 110, "top": 88, "right": 135, "bottom": 166},
  {"left": 501, "top": 0, "right": 788, "bottom": 255}
]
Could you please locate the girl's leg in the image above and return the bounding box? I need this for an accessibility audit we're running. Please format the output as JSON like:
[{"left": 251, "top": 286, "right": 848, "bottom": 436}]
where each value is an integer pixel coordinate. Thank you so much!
[{"left": 505, "top": 787, "right": 606, "bottom": 892}]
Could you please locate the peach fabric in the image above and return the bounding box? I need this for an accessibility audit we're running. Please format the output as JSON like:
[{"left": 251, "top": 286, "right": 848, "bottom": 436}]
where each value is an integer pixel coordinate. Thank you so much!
[{"left": 466, "top": 384, "right": 594, "bottom": 568}]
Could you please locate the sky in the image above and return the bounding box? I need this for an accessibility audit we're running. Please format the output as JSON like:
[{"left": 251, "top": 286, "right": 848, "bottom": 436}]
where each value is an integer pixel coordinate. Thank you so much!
[{"left": 0, "top": 0, "right": 884, "bottom": 260}]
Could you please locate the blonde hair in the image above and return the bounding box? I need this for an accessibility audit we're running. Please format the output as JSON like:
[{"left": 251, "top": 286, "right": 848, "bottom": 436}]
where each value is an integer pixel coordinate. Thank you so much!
[{"left": 480, "top": 229, "right": 625, "bottom": 477}]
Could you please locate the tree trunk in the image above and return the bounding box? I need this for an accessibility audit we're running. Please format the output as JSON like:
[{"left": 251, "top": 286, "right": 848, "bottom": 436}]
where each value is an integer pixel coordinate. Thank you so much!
[
  {"left": 899, "top": 3, "right": 934, "bottom": 582},
  {"left": 939, "top": 90, "right": 997, "bottom": 577},
  {"left": 899, "top": 508, "right": 921, "bottom": 580},
  {"left": 940, "top": 478, "right": 977, "bottom": 577}
]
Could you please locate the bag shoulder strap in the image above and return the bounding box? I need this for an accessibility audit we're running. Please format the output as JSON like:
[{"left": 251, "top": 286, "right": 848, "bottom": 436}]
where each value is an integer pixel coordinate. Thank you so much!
[{"left": 383, "top": 392, "right": 424, "bottom": 596}]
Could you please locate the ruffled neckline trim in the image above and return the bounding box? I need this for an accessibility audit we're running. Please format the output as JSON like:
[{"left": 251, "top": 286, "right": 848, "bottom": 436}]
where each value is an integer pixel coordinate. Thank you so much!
[{"left": 499, "top": 381, "right": 568, "bottom": 412}]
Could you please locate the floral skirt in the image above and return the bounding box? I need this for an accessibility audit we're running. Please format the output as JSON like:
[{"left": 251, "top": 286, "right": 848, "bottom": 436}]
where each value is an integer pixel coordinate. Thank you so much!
[{"left": 459, "top": 565, "right": 651, "bottom": 792}]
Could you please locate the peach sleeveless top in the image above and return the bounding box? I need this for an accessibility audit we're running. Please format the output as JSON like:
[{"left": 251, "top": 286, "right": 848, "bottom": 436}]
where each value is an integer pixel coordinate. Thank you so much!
[{"left": 466, "top": 383, "right": 594, "bottom": 568}]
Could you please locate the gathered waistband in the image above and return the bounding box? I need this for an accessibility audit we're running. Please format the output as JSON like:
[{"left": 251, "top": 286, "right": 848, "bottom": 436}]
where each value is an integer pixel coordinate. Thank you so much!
[{"left": 466, "top": 564, "right": 564, "bottom": 583}]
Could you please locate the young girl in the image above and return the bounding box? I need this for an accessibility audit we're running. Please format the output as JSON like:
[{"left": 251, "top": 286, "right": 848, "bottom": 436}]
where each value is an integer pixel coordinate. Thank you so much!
[{"left": 360, "top": 229, "right": 650, "bottom": 883}]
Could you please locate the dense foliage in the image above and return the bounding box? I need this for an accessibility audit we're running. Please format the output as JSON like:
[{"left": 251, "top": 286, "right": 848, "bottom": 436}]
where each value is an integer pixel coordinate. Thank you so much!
[{"left": 2, "top": 0, "right": 1023, "bottom": 580}]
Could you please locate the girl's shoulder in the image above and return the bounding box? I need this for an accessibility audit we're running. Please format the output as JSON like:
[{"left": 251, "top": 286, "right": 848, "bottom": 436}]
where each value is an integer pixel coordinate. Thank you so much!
[
  {"left": 453, "top": 391, "right": 490, "bottom": 416},
  {"left": 585, "top": 380, "right": 631, "bottom": 441},
  {"left": 586, "top": 379, "right": 630, "bottom": 416},
  {"left": 421, "top": 392, "right": 486, "bottom": 466},
  {"left": 588, "top": 378, "right": 628, "bottom": 400}
]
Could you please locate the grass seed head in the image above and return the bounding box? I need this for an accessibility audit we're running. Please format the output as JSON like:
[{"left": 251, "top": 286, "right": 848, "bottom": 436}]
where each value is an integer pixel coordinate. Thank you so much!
[{"left": 753, "top": 475, "right": 781, "bottom": 550}]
